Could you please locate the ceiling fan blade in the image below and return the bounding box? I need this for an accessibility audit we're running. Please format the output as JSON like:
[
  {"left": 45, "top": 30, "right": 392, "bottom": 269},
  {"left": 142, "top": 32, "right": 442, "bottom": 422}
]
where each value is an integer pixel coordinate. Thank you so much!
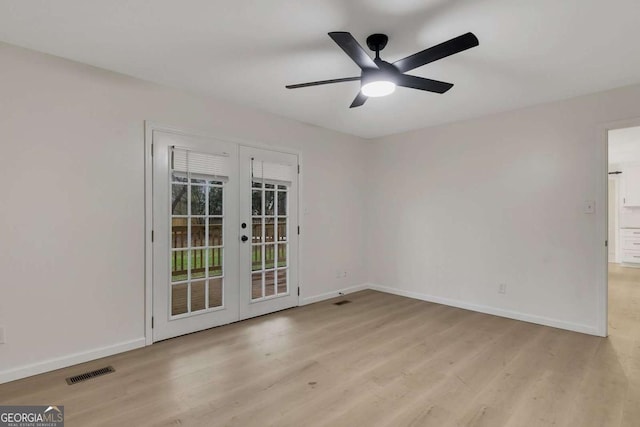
[
  {"left": 393, "top": 32, "right": 479, "bottom": 73},
  {"left": 329, "top": 32, "right": 378, "bottom": 70},
  {"left": 286, "top": 76, "right": 360, "bottom": 89},
  {"left": 350, "top": 92, "right": 368, "bottom": 108},
  {"left": 396, "top": 75, "right": 454, "bottom": 94}
]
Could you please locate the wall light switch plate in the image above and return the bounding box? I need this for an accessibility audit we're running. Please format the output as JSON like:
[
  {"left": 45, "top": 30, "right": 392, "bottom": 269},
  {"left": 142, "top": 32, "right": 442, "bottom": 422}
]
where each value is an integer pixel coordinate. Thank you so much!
[
  {"left": 584, "top": 200, "right": 595, "bottom": 214},
  {"left": 0, "top": 326, "right": 5, "bottom": 344}
]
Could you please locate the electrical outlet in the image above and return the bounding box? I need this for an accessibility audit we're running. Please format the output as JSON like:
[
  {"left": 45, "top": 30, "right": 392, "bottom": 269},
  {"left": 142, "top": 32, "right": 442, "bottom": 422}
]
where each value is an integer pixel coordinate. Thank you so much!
[
  {"left": 498, "top": 284, "right": 507, "bottom": 294},
  {"left": 0, "top": 326, "right": 5, "bottom": 344},
  {"left": 336, "top": 271, "right": 342, "bottom": 279}
]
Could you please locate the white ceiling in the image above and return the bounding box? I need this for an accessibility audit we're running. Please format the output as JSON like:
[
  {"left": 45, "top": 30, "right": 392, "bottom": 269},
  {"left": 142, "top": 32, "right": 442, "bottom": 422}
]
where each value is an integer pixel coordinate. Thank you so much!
[{"left": 1, "top": 0, "right": 640, "bottom": 139}]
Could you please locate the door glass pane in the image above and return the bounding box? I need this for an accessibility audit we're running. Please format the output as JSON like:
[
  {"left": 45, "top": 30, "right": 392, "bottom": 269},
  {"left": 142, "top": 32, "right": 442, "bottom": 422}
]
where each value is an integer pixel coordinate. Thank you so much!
[
  {"left": 172, "top": 173, "right": 188, "bottom": 183},
  {"left": 171, "top": 250, "right": 189, "bottom": 282},
  {"left": 210, "top": 248, "right": 223, "bottom": 277},
  {"left": 191, "top": 186, "right": 206, "bottom": 215},
  {"left": 278, "top": 243, "right": 287, "bottom": 267},
  {"left": 252, "top": 218, "right": 263, "bottom": 243},
  {"left": 265, "top": 271, "right": 275, "bottom": 296},
  {"left": 277, "top": 191, "right": 287, "bottom": 215},
  {"left": 172, "top": 218, "right": 188, "bottom": 248},
  {"left": 265, "top": 218, "right": 275, "bottom": 243},
  {"left": 252, "top": 189, "right": 262, "bottom": 215},
  {"left": 252, "top": 245, "right": 262, "bottom": 271},
  {"left": 191, "top": 280, "right": 206, "bottom": 312},
  {"left": 191, "top": 249, "right": 206, "bottom": 279},
  {"left": 191, "top": 217, "right": 206, "bottom": 247},
  {"left": 277, "top": 270, "right": 287, "bottom": 294},
  {"left": 265, "top": 190, "right": 275, "bottom": 215},
  {"left": 209, "top": 186, "right": 223, "bottom": 215},
  {"left": 264, "top": 244, "right": 276, "bottom": 269},
  {"left": 172, "top": 284, "right": 188, "bottom": 316},
  {"left": 252, "top": 272, "right": 263, "bottom": 299},
  {"left": 209, "top": 218, "right": 223, "bottom": 246},
  {"left": 209, "top": 278, "right": 223, "bottom": 308},
  {"left": 277, "top": 219, "right": 287, "bottom": 242},
  {"left": 172, "top": 184, "right": 188, "bottom": 215}
]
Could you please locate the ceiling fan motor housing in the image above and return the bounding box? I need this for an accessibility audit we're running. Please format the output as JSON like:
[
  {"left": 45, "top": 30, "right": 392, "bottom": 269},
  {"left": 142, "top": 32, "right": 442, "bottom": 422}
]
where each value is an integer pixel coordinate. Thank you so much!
[{"left": 362, "top": 60, "right": 399, "bottom": 85}]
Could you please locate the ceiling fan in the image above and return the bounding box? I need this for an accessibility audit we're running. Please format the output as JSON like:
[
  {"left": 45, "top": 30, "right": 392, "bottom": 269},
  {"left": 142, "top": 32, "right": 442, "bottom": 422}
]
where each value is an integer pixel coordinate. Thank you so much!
[{"left": 286, "top": 31, "right": 479, "bottom": 108}]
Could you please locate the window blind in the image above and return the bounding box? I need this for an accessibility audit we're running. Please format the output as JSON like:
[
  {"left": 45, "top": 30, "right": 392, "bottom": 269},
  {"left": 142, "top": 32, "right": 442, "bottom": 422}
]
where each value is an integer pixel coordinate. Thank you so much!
[
  {"left": 252, "top": 159, "right": 293, "bottom": 183},
  {"left": 172, "top": 147, "right": 230, "bottom": 179}
]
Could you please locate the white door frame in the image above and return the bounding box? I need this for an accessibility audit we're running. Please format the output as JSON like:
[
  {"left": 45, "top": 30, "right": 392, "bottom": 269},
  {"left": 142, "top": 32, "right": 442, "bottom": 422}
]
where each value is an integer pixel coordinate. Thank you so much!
[
  {"left": 598, "top": 116, "right": 640, "bottom": 338},
  {"left": 144, "top": 121, "right": 303, "bottom": 345}
]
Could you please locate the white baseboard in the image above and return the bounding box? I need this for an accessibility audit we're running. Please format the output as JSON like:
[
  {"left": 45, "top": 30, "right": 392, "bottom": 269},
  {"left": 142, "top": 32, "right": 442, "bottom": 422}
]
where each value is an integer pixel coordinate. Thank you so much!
[
  {"left": 368, "top": 284, "right": 599, "bottom": 336},
  {"left": 0, "top": 338, "right": 146, "bottom": 385},
  {"left": 300, "top": 283, "right": 370, "bottom": 306}
]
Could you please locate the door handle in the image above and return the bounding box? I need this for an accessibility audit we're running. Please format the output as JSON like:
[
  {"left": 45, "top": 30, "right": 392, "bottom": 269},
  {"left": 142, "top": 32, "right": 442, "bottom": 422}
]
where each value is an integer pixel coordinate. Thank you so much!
[{"left": 241, "top": 235, "right": 249, "bottom": 242}]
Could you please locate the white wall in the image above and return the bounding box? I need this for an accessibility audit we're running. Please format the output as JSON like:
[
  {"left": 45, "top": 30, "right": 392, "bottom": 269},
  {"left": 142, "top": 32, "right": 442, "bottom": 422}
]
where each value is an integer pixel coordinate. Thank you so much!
[
  {"left": 0, "top": 42, "right": 368, "bottom": 383},
  {"left": 366, "top": 84, "right": 640, "bottom": 335}
]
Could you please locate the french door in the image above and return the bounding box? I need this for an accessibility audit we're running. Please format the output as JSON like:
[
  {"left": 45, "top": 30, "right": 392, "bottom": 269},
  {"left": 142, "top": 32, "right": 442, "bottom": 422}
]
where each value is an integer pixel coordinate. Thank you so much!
[
  {"left": 239, "top": 146, "right": 299, "bottom": 319},
  {"left": 152, "top": 130, "right": 298, "bottom": 341}
]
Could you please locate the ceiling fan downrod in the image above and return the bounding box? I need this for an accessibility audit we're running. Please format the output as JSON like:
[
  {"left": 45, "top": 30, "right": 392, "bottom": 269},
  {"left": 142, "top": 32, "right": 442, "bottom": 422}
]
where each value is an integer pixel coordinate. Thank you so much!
[{"left": 366, "top": 33, "right": 388, "bottom": 60}]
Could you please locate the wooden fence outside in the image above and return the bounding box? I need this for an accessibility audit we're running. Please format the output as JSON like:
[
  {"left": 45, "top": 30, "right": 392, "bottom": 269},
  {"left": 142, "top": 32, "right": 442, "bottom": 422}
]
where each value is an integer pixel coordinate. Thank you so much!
[{"left": 171, "top": 220, "right": 288, "bottom": 280}]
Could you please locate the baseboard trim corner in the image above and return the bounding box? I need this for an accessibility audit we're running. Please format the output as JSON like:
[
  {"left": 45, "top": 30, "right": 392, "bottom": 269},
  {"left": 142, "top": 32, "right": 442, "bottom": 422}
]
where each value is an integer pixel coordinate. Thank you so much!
[
  {"left": 368, "top": 284, "right": 599, "bottom": 336},
  {"left": 300, "top": 283, "right": 370, "bottom": 306},
  {"left": 0, "top": 337, "right": 146, "bottom": 385}
]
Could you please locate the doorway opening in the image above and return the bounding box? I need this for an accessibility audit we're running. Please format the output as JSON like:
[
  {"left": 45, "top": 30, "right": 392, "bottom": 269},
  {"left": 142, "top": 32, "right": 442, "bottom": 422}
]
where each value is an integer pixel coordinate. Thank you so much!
[{"left": 607, "top": 125, "right": 640, "bottom": 339}]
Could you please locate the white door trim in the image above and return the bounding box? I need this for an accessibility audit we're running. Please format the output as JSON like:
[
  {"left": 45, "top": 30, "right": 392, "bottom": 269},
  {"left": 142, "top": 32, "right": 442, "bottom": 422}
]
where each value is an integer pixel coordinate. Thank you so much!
[
  {"left": 144, "top": 121, "right": 302, "bottom": 345},
  {"left": 144, "top": 122, "right": 154, "bottom": 345}
]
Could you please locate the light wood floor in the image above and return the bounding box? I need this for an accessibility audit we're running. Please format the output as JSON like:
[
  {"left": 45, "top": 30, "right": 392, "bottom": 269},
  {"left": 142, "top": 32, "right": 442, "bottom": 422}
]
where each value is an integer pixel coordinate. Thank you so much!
[{"left": 2, "top": 265, "right": 640, "bottom": 426}]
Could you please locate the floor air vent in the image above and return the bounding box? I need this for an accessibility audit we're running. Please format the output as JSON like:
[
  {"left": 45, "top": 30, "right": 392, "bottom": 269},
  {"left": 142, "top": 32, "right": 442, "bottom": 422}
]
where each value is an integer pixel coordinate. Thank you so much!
[
  {"left": 66, "top": 366, "right": 115, "bottom": 385},
  {"left": 334, "top": 300, "right": 351, "bottom": 306}
]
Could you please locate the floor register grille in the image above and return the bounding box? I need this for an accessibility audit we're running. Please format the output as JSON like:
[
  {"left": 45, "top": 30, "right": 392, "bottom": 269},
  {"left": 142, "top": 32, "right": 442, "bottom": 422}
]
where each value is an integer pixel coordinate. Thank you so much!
[{"left": 66, "top": 366, "right": 115, "bottom": 385}]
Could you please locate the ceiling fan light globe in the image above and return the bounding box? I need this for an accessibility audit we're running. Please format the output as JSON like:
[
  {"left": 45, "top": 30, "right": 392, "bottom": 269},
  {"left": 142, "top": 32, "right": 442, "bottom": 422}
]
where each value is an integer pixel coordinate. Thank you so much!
[{"left": 361, "top": 80, "right": 396, "bottom": 97}]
